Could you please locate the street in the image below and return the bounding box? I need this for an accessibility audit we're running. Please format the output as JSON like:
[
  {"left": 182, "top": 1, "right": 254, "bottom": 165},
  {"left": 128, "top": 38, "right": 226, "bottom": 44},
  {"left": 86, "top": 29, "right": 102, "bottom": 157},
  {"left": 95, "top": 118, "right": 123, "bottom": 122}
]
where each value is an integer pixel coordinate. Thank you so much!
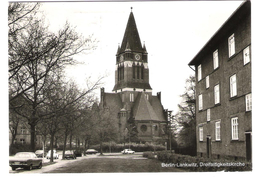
[{"left": 9, "top": 152, "right": 184, "bottom": 173}]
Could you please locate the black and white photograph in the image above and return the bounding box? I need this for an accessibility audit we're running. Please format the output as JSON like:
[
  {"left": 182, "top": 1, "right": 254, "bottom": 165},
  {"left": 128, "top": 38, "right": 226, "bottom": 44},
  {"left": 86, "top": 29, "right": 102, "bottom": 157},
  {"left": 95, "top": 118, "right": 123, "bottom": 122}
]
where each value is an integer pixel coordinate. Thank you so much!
[{"left": 6, "top": 0, "right": 257, "bottom": 174}]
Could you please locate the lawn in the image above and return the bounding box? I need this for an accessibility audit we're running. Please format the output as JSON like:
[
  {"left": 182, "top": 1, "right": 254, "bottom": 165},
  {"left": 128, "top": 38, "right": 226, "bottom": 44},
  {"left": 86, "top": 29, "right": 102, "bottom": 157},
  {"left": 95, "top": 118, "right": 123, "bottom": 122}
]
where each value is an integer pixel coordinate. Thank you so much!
[{"left": 46, "top": 157, "right": 184, "bottom": 173}]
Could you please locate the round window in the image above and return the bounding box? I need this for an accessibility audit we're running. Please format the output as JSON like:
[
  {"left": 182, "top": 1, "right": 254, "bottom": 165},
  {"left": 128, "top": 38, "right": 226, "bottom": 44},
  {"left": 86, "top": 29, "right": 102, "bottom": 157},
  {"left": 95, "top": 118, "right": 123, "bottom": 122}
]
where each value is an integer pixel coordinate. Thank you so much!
[{"left": 140, "top": 125, "right": 147, "bottom": 132}]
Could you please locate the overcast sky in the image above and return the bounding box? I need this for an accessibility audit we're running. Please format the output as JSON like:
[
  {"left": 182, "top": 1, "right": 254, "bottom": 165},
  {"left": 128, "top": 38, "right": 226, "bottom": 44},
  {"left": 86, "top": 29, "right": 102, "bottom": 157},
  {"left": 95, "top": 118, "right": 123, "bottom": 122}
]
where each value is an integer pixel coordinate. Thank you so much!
[{"left": 38, "top": 0, "right": 245, "bottom": 113}]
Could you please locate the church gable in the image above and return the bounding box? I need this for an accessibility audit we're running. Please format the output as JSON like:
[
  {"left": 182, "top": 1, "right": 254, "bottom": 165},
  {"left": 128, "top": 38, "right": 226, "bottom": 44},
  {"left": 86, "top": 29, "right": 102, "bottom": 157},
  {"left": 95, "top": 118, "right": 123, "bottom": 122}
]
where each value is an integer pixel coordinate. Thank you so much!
[
  {"left": 150, "top": 96, "right": 166, "bottom": 122},
  {"left": 102, "top": 92, "right": 123, "bottom": 111},
  {"left": 133, "top": 92, "right": 164, "bottom": 122}
]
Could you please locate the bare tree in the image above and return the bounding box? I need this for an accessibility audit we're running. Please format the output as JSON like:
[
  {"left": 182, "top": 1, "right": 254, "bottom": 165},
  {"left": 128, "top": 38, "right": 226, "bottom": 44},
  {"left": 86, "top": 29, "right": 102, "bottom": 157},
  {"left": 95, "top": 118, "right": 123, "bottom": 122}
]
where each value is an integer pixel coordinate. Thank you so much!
[
  {"left": 9, "top": 2, "right": 98, "bottom": 152},
  {"left": 8, "top": 2, "right": 40, "bottom": 85},
  {"left": 90, "top": 104, "right": 118, "bottom": 155}
]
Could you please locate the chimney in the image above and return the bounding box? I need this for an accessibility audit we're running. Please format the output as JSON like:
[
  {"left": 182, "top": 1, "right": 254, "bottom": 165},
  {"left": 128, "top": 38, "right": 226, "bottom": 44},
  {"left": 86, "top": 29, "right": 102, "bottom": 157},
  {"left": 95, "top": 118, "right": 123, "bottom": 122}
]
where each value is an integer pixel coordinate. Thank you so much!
[{"left": 157, "top": 92, "right": 161, "bottom": 102}]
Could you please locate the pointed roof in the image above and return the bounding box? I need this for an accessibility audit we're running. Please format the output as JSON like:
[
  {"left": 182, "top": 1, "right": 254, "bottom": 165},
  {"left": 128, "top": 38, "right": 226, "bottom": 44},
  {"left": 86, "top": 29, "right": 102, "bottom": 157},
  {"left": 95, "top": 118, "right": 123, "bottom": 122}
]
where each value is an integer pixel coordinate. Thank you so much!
[
  {"left": 119, "top": 11, "right": 143, "bottom": 54},
  {"left": 133, "top": 92, "right": 163, "bottom": 121},
  {"left": 116, "top": 44, "right": 121, "bottom": 55},
  {"left": 142, "top": 43, "right": 147, "bottom": 54}
]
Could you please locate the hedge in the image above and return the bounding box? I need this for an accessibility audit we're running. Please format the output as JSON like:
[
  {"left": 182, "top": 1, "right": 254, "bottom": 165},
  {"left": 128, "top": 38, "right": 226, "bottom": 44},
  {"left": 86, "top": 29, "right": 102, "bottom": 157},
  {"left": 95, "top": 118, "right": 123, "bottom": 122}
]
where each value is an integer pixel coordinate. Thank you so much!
[
  {"left": 144, "top": 151, "right": 252, "bottom": 172},
  {"left": 90, "top": 142, "right": 166, "bottom": 153}
]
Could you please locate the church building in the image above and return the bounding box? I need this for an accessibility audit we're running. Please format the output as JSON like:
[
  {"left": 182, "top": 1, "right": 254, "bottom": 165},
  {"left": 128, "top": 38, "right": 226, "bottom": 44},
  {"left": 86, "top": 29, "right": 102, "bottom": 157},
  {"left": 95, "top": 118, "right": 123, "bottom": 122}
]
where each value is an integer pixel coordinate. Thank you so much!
[{"left": 100, "top": 9, "right": 168, "bottom": 143}]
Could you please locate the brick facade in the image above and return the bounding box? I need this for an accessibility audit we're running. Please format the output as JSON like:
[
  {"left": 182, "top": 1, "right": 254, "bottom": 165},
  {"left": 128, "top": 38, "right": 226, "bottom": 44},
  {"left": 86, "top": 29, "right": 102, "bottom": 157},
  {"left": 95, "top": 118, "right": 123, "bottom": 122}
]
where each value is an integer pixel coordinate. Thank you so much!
[{"left": 189, "top": 1, "right": 251, "bottom": 161}]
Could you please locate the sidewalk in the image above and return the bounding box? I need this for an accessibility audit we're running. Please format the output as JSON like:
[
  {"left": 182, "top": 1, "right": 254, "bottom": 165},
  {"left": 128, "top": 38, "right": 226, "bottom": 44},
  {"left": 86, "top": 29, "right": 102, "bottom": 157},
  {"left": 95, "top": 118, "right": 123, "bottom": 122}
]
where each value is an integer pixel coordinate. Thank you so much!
[
  {"left": 9, "top": 154, "right": 94, "bottom": 173},
  {"left": 30, "top": 156, "right": 89, "bottom": 173}
]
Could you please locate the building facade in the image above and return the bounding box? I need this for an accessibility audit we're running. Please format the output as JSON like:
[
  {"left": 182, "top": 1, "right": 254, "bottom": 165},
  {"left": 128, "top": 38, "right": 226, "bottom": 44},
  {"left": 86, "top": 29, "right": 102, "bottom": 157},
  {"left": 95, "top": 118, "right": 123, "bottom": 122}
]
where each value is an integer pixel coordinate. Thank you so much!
[
  {"left": 100, "top": 9, "right": 168, "bottom": 143},
  {"left": 188, "top": 1, "right": 251, "bottom": 161}
]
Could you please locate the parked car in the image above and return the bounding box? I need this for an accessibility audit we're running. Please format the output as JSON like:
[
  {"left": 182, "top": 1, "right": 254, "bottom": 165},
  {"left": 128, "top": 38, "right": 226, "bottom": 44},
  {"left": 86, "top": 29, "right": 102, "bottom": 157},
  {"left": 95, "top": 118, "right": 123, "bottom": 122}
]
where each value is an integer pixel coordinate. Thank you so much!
[
  {"left": 64, "top": 150, "right": 76, "bottom": 159},
  {"left": 46, "top": 150, "right": 59, "bottom": 159},
  {"left": 85, "top": 149, "right": 98, "bottom": 155},
  {"left": 121, "top": 149, "right": 135, "bottom": 154},
  {"left": 9, "top": 152, "right": 42, "bottom": 171},
  {"left": 35, "top": 150, "right": 46, "bottom": 158}
]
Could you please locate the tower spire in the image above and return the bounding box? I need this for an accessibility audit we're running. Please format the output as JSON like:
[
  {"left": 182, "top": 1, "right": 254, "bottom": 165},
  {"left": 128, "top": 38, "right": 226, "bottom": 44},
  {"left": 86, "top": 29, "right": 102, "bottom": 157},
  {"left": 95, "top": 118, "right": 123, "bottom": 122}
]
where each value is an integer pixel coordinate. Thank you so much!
[{"left": 119, "top": 8, "right": 143, "bottom": 54}]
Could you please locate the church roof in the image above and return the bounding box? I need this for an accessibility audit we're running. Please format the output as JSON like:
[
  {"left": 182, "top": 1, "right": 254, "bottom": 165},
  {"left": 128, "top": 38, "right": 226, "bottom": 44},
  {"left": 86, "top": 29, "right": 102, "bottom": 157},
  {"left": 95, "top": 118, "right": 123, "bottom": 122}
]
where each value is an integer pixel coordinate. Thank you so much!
[
  {"left": 119, "top": 11, "right": 144, "bottom": 54},
  {"left": 150, "top": 96, "right": 166, "bottom": 121},
  {"left": 102, "top": 91, "right": 166, "bottom": 123},
  {"left": 113, "top": 82, "right": 152, "bottom": 92},
  {"left": 133, "top": 92, "right": 165, "bottom": 122},
  {"left": 102, "top": 93, "right": 123, "bottom": 110}
]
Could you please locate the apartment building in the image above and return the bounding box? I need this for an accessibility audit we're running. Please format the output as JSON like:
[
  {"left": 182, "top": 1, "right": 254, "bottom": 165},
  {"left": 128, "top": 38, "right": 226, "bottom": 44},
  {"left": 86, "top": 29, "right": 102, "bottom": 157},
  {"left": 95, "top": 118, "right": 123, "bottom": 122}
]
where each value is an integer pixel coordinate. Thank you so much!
[{"left": 188, "top": 1, "right": 251, "bottom": 161}]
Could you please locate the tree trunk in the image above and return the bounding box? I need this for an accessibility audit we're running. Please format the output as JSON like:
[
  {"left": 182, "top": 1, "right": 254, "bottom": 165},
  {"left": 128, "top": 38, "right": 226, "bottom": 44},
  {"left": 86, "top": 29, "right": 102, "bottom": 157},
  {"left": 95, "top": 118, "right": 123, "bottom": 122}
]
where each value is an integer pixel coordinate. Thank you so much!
[
  {"left": 42, "top": 139, "right": 46, "bottom": 158},
  {"left": 84, "top": 139, "right": 87, "bottom": 156},
  {"left": 30, "top": 123, "right": 36, "bottom": 152},
  {"left": 50, "top": 134, "right": 54, "bottom": 162},
  {"left": 69, "top": 133, "right": 72, "bottom": 150},
  {"left": 62, "top": 132, "right": 68, "bottom": 159},
  {"left": 100, "top": 133, "right": 103, "bottom": 155},
  {"left": 54, "top": 136, "right": 58, "bottom": 149}
]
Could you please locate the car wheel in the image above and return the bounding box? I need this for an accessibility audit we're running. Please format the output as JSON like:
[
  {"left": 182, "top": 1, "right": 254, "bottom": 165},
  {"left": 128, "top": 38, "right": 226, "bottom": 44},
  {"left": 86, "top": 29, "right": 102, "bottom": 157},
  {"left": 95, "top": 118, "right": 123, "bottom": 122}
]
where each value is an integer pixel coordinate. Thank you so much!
[
  {"left": 27, "top": 165, "right": 33, "bottom": 170},
  {"left": 38, "top": 162, "right": 42, "bottom": 169},
  {"left": 11, "top": 167, "right": 16, "bottom": 171}
]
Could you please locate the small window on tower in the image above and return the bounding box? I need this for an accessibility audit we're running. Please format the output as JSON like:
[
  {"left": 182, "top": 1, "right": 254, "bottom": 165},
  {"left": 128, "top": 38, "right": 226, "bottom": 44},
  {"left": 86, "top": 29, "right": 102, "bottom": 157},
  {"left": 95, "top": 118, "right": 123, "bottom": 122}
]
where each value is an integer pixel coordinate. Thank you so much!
[
  {"left": 145, "top": 94, "right": 149, "bottom": 100},
  {"left": 130, "top": 93, "right": 134, "bottom": 102},
  {"left": 122, "top": 93, "right": 125, "bottom": 102}
]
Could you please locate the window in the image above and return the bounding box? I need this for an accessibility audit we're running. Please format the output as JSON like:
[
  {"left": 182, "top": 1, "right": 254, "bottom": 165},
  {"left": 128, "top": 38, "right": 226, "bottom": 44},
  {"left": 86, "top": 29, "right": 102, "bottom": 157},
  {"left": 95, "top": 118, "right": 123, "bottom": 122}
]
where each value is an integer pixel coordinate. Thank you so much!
[
  {"left": 140, "top": 125, "right": 147, "bottom": 132},
  {"left": 145, "top": 94, "right": 149, "bottom": 100},
  {"left": 228, "top": 34, "right": 235, "bottom": 57},
  {"left": 20, "top": 139, "right": 25, "bottom": 144},
  {"left": 245, "top": 93, "right": 252, "bottom": 111},
  {"left": 243, "top": 46, "right": 250, "bottom": 65},
  {"left": 214, "top": 84, "right": 220, "bottom": 104},
  {"left": 207, "top": 109, "right": 210, "bottom": 122},
  {"left": 21, "top": 126, "right": 26, "bottom": 134},
  {"left": 198, "top": 64, "right": 202, "bottom": 81},
  {"left": 198, "top": 94, "right": 203, "bottom": 111},
  {"left": 213, "top": 49, "right": 219, "bottom": 69},
  {"left": 122, "top": 93, "right": 125, "bottom": 102},
  {"left": 215, "top": 121, "right": 221, "bottom": 141},
  {"left": 130, "top": 93, "right": 134, "bottom": 102},
  {"left": 206, "top": 75, "right": 209, "bottom": 89},
  {"left": 199, "top": 127, "right": 203, "bottom": 141},
  {"left": 230, "top": 74, "right": 237, "bottom": 97},
  {"left": 231, "top": 117, "right": 239, "bottom": 140}
]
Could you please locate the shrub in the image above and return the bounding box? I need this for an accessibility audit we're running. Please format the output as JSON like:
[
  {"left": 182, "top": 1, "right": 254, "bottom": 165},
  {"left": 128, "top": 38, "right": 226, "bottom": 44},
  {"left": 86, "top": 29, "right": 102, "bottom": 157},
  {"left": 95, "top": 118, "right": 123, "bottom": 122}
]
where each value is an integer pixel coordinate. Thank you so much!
[
  {"left": 9, "top": 144, "right": 32, "bottom": 156},
  {"left": 89, "top": 142, "right": 166, "bottom": 153},
  {"left": 143, "top": 151, "right": 156, "bottom": 159}
]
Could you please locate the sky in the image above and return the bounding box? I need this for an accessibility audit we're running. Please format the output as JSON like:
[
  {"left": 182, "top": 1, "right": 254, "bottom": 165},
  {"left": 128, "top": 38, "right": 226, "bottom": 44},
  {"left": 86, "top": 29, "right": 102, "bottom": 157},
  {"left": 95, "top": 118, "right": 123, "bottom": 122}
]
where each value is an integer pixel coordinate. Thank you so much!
[{"left": 37, "top": 0, "right": 245, "bottom": 114}]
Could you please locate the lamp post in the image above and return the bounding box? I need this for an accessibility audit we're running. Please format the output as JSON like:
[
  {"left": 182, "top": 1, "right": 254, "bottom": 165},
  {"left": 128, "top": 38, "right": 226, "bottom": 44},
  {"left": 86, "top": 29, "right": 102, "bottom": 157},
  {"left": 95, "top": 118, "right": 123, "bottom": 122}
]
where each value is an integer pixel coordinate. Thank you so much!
[
  {"left": 167, "top": 110, "right": 173, "bottom": 153},
  {"left": 124, "top": 128, "right": 128, "bottom": 149},
  {"left": 152, "top": 124, "right": 157, "bottom": 152}
]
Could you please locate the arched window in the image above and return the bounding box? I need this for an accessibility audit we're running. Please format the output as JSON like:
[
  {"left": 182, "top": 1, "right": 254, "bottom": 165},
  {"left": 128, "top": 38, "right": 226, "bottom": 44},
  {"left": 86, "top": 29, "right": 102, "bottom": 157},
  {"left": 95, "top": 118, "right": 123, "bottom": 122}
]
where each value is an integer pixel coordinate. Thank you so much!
[
  {"left": 133, "top": 63, "right": 135, "bottom": 79},
  {"left": 118, "top": 64, "right": 124, "bottom": 81},
  {"left": 118, "top": 66, "right": 120, "bottom": 81},
  {"left": 137, "top": 64, "right": 140, "bottom": 79},
  {"left": 141, "top": 64, "right": 144, "bottom": 79}
]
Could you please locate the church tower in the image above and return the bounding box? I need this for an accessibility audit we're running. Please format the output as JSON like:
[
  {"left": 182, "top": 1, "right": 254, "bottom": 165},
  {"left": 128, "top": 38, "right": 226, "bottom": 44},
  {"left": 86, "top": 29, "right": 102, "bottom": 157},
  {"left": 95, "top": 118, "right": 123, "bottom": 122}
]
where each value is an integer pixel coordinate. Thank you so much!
[
  {"left": 113, "top": 8, "right": 152, "bottom": 110},
  {"left": 101, "top": 8, "right": 167, "bottom": 143}
]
